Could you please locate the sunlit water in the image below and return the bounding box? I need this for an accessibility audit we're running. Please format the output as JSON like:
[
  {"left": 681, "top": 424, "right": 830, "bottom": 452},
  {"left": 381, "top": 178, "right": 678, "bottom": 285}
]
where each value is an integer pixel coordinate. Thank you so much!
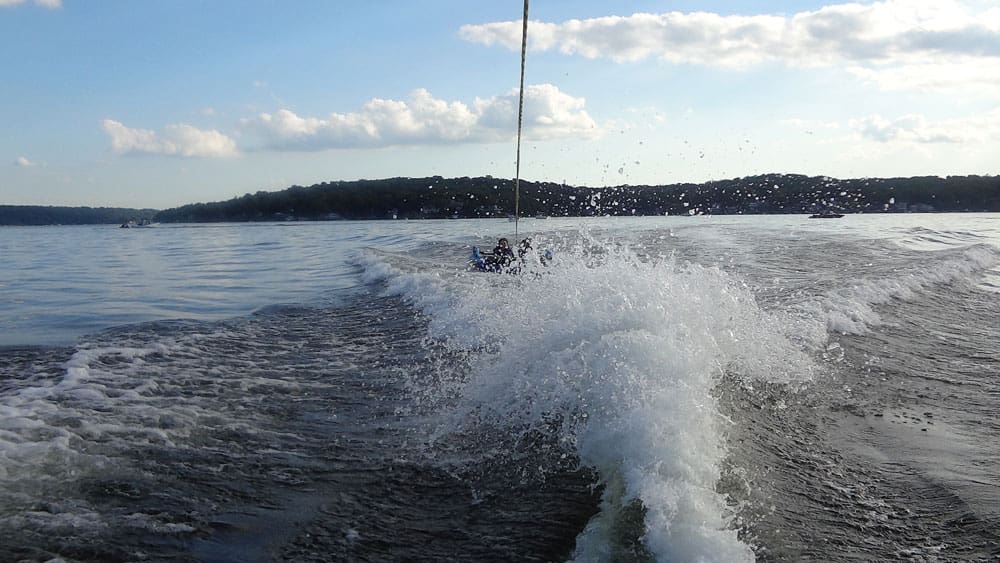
[{"left": 1, "top": 215, "right": 999, "bottom": 561}]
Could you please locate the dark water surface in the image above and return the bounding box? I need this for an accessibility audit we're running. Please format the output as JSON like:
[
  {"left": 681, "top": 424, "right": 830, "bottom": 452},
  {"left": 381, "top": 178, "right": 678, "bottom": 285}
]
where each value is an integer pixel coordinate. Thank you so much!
[{"left": 2, "top": 215, "right": 999, "bottom": 561}]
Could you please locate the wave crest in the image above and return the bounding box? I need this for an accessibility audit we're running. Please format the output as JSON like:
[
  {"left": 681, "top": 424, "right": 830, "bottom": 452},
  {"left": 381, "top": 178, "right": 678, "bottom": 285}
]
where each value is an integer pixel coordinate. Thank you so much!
[{"left": 363, "top": 241, "right": 821, "bottom": 560}]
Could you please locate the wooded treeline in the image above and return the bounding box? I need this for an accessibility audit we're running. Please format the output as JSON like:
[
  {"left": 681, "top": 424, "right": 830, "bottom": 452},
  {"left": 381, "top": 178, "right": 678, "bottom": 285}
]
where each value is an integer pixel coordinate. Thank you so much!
[
  {"left": 3, "top": 174, "right": 997, "bottom": 225},
  {"left": 0, "top": 206, "right": 157, "bottom": 226},
  {"left": 152, "top": 174, "right": 1000, "bottom": 222}
]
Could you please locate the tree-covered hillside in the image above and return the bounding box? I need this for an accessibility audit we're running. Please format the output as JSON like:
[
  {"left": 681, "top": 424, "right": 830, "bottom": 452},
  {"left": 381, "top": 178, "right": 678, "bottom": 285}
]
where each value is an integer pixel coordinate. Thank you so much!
[
  {"left": 152, "top": 174, "right": 1000, "bottom": 223},
  {"left": 0, "top": 206, "right": 158, "bottom": 226}
]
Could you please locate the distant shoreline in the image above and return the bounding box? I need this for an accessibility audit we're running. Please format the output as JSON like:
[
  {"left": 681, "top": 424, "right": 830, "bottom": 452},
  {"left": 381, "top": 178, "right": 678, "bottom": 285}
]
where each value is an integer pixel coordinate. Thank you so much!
[
  {"left": 0, "top": 205, "right": 158, "bottom": 227},
  {"left": 3, "top": 173, "right": 999, "bottom": 225},
  {"left": 6, "top": 209, "right": 1000, "bottom": 228},
  {"left": 2, "top": 209, "right": 998, "bottom": 228}
]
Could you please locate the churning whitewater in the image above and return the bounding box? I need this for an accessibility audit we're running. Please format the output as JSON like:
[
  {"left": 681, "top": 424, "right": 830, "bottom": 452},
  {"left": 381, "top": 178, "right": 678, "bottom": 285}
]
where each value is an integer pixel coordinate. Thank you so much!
[
  {"left": 1, "top": 215, "right": 999, "bottom": 561},
  {"left": 362, "top": 237, "right": 823, "bottom": 562}
]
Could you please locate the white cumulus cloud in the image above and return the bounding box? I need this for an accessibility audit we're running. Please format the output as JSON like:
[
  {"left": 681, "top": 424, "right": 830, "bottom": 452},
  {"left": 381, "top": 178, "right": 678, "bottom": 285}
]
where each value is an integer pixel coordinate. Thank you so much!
[
  {"left": 0, "top": 0, "right": 61, "bottom": 8},
  {"left": 243, "top": 85, "right": 599, "bottom": 151},
  {"left": 13, "top": 156, "right": 39, "bottom": 167},
  {"left": 460, "top": 0, "right": 1000, "bottom": 93},
  {"left": 476, "top": 84, "right": 600, "bottom": 140},
  {"left": 847, "top": 60, "right": 1000, "bottom": 94},
  {"left": 101, "top": 119, "right": 239, "bottom": 158},
  {"left": 850, "top": 109, "right": 1000, "bottom": 144}
]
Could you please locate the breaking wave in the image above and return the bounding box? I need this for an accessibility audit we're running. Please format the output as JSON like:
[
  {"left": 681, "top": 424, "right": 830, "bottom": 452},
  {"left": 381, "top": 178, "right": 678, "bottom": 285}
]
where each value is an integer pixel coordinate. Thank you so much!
[
  {"left": 799, "top": 244, "right": 1000, "bottom": 335},
  {"left": 360, "top": 240, "right": 822, "bottom": 560}
]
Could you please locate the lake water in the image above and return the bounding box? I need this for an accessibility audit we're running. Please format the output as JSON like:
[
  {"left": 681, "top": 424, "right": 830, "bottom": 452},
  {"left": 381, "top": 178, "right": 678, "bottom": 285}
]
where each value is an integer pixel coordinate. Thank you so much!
[{"left": 1, "top": 214, "right": 999, "bottom": 561}]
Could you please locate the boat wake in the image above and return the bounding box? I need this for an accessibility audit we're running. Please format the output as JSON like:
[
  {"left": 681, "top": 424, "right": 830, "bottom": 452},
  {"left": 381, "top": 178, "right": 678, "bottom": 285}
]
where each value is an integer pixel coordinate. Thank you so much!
[
  {"left": 358, "top": 232, "right": 1000, "bottom": 560},
  {"left": 797, "top": 244, "right": 1000, "bottom": 335},
  {"left": 360, "top": 240, "right": 823, "bottom": 560}
]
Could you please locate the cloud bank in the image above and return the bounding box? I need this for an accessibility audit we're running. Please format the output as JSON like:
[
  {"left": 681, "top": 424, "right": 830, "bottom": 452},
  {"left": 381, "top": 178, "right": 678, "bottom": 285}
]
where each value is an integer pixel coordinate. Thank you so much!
[
  {"left": 460, "top": 0, "right": 1000, "bottom": 93},
  {"left": 0, "top": 0, "right": 60, "bottom": 8},
  {"left": 851, "top": 109, "right": 1000, "bottom": 144},
  {"left": 242, "top": 85, "right": 599, "bottom": 151},
  {"left": 101, "top": 119, "right": 239, "bottom": 158}
]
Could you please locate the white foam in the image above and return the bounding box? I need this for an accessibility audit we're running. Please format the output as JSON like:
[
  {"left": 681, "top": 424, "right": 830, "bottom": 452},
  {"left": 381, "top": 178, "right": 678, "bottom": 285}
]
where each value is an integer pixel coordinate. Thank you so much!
[
  {"left": 801, "top": 245, "right": 1000, "bottom": 335},
  {"left": 363, "top": 241, "right": 820, "bottom": 560},
  {"left": 0, "top": 340, "right": 225, "bottom": 485},
  {"left": 1, "top": 508, "right": 107, "bottom": 534},
  {"left": 123, "top": 512, "right": 196, "bottom": 534}
]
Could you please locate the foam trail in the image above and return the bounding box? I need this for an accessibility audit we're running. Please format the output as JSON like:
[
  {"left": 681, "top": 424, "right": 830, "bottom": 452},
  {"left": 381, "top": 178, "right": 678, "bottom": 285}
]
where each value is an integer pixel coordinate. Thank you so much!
[
  {"left": 801, "top": 244, "right": 1000, "bottom": 335},
  {"left": 362, "top": 241, "right": 819, "bottom": 560},
  {"left": 0, "top": 344, "right": 179, "bottom": 491}
]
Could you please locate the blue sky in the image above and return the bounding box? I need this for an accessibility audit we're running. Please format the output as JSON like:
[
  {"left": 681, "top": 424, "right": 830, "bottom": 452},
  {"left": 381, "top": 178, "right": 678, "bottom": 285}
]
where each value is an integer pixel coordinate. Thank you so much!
[{"left": 2, "top": 0, "right": 999, "bottom": 208}]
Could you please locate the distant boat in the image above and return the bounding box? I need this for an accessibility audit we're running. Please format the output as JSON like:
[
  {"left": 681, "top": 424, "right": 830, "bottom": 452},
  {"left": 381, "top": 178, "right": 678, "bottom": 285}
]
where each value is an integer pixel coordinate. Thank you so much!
[
  {"left": 120, "top": 219, "right": 152, "bottom": 228},
  {"left": 809, "top": 210, "right": 844, "bottom": 219}
]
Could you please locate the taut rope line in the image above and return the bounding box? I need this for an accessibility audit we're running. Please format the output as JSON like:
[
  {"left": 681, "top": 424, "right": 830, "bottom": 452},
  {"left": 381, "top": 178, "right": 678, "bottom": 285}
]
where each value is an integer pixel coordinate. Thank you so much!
[{"left": 514, "top": 0, "right": 528, "bottom": 241}]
